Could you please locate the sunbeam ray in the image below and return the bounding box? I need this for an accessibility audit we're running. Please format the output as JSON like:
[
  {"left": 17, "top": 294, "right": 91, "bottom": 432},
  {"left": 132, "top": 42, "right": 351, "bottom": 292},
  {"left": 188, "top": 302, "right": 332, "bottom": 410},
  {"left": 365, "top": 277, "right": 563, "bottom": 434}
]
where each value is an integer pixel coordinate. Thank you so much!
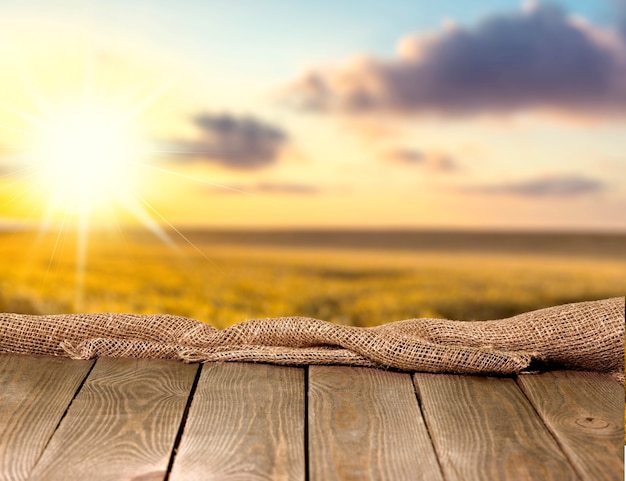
[
  {"left": 1, "top": 60, "right": 57, "bottom": 121},
  {"left": 0, "top": 102, "right": 50, "bottom": 130},
  {"left": 121, "top": 72, "right": 186, "bottom": 126},
  {"left": 0, "top": 169, "right": 38, "bottom": 193},
  {"left": 122, "top": 194, "right": 177, "bottom": 249},
  {"left": 0, "top": 177, "right": 38, "bottom": 210},
  {"left": 0, "top": 165, "right": 37, "bottom": 180},
  {"left": 133, "top": 161, "right": 255, "bottom": 196},
  {"left": 134, "top": 192, "right": 217, "bottom": 266},
  {"left": 43, "top": 207, "right": 70, "bottom": 285},
  {"left": 75, "top": 208, "right": 89, "bottom": 311},
  {"left": 0, "top": 123, "right": 39, "bottom": 137}
]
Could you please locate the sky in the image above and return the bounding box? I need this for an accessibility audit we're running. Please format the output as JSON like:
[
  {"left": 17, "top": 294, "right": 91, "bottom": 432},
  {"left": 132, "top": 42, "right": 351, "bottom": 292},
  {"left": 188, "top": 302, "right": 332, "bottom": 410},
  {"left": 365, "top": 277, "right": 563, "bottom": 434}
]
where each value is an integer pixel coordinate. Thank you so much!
[{"left": 0, "top": 0, "right": 625, "bottom": 231}]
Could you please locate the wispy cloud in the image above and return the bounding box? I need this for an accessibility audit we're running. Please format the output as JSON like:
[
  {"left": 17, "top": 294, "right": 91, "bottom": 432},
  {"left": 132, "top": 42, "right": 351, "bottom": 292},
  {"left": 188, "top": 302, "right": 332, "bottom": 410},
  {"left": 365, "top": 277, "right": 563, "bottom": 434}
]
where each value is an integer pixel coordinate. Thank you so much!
[
  {"left": 208, "top": 181, "right": 321, "bottom": 195},
  {"left": 284, "top": 3, "right": 626, "bottom": 117},
  {"left": 459, "top": 174, "right": 606, "bottom": 197},
  {"left": 168, "top": 112, "right": 289, "bottom": 169},
  {"left": 385, "top": 148, "right": 459, "bottom": 172}
]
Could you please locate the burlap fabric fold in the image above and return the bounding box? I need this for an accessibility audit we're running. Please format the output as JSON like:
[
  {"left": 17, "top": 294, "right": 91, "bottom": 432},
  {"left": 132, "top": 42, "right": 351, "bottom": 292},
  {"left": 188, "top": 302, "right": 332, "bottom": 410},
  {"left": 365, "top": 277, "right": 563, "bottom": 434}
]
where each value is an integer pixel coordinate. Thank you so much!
[{"left": 0, "top": 297, "right": 623, "bottom": 378}]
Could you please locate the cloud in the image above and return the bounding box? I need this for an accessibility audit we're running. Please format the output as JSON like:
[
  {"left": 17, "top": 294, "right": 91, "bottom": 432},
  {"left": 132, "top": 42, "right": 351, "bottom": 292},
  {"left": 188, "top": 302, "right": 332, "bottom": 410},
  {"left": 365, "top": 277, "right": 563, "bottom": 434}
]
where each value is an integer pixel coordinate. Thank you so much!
[
  {"left": 284, "top": 3, "right": 626, "bottom": 117},
  {"left": 172, "top": 113, "right": 289, "bottom": 169},
  {"left": 385, "top": 148, "right": 459, "bottom": 172},
  {"left": 460, "top": 175, "right": 606, "bottom": 197},
  {"left": 209, "top": 181, "right": 321, "bottom": 195}
]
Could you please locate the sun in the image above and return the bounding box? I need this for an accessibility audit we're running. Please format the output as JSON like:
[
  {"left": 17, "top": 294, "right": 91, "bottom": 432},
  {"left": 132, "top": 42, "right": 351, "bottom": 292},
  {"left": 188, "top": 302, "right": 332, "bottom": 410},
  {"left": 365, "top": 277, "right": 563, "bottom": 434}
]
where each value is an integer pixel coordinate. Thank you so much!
[{"left": 34, "top": 103, "right": 140, "bottom": 213}]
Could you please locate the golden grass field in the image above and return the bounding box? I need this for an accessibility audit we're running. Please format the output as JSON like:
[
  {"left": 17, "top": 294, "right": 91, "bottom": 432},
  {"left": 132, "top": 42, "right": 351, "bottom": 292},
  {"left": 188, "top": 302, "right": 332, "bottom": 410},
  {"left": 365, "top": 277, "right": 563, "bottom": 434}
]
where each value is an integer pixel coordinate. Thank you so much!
[{"left": 1, "top": 229, "right": 624, "bottom": 328}]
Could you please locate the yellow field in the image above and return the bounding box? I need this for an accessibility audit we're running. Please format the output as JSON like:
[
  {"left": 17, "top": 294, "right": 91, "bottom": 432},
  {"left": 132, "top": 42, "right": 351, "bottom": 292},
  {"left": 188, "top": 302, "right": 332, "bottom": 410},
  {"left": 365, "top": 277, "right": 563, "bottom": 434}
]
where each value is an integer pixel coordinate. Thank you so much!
[{"left": 1, "top": 229, "right": 624, "bottom": 328}]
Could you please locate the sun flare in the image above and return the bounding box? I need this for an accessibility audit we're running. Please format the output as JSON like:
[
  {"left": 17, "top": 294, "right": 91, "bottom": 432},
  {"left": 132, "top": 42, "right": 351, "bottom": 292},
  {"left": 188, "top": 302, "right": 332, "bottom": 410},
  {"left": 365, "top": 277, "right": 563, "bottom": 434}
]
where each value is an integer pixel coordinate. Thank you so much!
[
  {"left": 33, "top": 104, "right": 140, "bottom": 212},
  {"left": 0, "top": 26, "right": 204, "bottom": 310}
]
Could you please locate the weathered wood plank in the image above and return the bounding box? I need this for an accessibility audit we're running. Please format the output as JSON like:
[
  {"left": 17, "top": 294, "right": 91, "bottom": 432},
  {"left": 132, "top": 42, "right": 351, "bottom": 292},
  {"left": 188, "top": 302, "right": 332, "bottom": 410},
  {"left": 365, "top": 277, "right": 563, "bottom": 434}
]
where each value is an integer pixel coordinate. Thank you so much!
[
  {"left": 414, "top": 373, "right": 579, "bottom": 481},
  {"left": 169, "top": 362, "right": 305, "bottom": 481},
  {"left": 517, "top": 371, "right": 623, "bottom": 481},
  {"left": 308, "top": 366, "right": 443, "bottom": 481},
  {"left": 0, "top": 354, "right": 93, "bottom": 481},
  {"left": 27, "top": 357, "right": 198, "bottom": 481}
]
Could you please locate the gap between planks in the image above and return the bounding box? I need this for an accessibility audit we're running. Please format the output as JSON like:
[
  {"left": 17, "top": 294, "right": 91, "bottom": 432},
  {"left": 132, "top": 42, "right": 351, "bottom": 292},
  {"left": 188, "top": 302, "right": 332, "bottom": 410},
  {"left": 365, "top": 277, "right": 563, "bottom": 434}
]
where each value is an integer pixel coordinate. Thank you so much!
[
  {"left": 0, "top": 355, "right": 95, "bottom": 481},
  {"left": 163, "top": 363, "right": 204, "bottom": 481}
]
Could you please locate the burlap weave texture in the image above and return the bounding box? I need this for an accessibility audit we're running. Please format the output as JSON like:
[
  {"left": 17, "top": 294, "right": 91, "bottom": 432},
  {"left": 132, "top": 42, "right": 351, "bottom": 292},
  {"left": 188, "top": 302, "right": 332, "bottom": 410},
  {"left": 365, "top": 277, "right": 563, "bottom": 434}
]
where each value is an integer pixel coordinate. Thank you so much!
[{"left": 0, "top": 297, "right": 623, "bottom": 377}]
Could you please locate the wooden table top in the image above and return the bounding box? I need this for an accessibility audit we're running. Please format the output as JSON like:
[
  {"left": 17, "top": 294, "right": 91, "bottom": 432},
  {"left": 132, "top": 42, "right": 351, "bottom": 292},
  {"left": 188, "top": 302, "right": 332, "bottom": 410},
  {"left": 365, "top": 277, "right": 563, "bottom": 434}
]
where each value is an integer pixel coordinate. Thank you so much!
[{"left": 0, "top": 353, "right": 622, "bottom": 481}]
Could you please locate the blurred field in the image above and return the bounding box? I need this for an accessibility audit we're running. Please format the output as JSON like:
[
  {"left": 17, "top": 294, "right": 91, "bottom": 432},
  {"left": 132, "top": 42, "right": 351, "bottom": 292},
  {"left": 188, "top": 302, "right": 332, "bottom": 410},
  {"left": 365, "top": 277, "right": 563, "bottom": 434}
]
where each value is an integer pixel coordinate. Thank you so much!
[{"left": 0, "top": 229, "right": 624, "bottom": 328}]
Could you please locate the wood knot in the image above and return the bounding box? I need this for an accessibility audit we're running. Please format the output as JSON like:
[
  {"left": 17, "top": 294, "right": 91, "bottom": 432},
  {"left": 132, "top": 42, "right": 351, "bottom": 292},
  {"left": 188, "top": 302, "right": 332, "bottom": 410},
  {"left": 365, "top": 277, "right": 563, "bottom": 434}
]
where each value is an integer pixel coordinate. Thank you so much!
[{"left": 574, "top": 416, "right": 610, "bottom": 430}]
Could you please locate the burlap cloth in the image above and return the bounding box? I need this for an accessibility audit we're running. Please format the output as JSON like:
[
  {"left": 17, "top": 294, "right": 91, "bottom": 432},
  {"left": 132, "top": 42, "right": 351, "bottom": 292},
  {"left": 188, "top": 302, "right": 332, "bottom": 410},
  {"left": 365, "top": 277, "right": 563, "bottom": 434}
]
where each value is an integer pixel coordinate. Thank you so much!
[{"left": 0, "top": 297, "right": 623, "bottom": 379}]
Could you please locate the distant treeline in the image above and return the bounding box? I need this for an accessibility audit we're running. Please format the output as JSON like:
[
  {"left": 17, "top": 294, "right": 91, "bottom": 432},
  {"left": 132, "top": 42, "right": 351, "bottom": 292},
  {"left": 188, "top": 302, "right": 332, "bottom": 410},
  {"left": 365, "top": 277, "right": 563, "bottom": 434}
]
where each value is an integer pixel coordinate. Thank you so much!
[{"left": 142, "top": 229, "right": 626, "bottom": 259}]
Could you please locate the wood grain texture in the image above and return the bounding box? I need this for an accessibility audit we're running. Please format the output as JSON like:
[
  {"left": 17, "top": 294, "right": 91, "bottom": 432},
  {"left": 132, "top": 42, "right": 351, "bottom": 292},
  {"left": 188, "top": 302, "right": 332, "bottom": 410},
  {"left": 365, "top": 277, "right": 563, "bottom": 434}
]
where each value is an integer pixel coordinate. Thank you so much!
[
  {"left": 308, "top": 366, "right": 443, "bottom": 481},
  {"left": 517, "top": 371, "right": 623, "bottom": 481},
  {"left": 27, "top": 357, "right": 198, "bottom": 481},
  {"left": 169, "top": 362, "right": 305, "bottom": 481},
  {"left": 0, "top": 354, "right": 93, "bottom": 481},
  {"left": 414, "top": 373, "right": 579, "bottom": 481}
]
